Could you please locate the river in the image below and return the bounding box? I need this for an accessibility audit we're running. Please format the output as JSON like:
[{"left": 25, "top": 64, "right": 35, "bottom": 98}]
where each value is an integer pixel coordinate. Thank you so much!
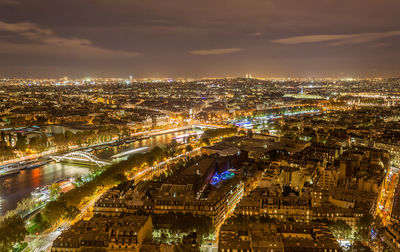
[{"left": 0, "top": 129, "right": 196, "bottom": 215}]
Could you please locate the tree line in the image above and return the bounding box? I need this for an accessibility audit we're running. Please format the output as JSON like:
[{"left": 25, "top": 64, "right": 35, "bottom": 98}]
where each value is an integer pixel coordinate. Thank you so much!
[
  {"left": 152, "top": 213, "right": 213, "bottom": 243},
  {"left": 0, "top": 125, "right": 129, "bottom": 157},
  {"left": 0, "top": 215, "right": 27, "bottom": 252}
]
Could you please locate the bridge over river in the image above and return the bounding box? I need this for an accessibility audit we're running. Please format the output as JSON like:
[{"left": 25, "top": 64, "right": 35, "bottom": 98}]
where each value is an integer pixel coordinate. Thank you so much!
[{"left": 48, "top": 151, "right": 111, "bottom": 167}]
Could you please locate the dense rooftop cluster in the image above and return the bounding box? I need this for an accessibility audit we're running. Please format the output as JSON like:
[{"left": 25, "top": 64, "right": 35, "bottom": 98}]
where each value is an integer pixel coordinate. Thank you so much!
[{"left": 2, "top": 77, "right": 400, "bottom": 251}]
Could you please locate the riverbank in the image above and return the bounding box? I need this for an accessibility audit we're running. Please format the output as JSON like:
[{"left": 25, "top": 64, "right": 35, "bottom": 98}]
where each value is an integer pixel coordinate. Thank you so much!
[{"left": 0, "top": 126, "right": 201, "bottom": 215}]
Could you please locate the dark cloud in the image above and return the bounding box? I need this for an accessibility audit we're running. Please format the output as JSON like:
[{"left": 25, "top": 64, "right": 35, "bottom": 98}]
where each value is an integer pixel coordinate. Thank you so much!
[
  {"left": 0, "top": 0, "right": 399, "bottom": 77},
  {"left": 0, "top": 0, "right": 19, "bottom": 5},
  {"left": 0, "top": 21, "right": 139, "bottom": 58}
]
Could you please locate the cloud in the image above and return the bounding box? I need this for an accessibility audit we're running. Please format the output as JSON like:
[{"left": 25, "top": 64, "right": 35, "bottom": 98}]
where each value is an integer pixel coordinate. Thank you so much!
[
  {"left": 250, "top": 32, "right": 262, "bottom": 36},
  {"left": 189, "top": 48, "right": 242, "bottom": 55},
  {"left": 271, "top": 30, "right": 400, "bottom": 46},
  {"left": 367, "top": 42, "right": 391, "bottom": 48},
  {"left": 0, "top": 0, "right": 19, "bottom": 5},
  {"left": 0, "top": 21, "right": 139, "bottom": 58}
]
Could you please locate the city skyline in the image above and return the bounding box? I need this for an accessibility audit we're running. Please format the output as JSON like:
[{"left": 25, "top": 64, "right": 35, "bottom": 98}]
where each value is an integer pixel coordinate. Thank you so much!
[{"left": 0, "top": 0, "right": 400, "bottom": 77}]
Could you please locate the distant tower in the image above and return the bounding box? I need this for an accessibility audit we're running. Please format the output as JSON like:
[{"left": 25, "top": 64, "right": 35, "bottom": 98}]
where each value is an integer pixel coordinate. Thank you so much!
[{"left": 126, "top": 75, "right": 133, "bottom": 84}]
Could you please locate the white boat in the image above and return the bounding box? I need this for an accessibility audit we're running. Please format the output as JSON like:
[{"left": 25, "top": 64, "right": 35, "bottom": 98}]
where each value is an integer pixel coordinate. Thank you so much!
[{"left": 31, "top": 185, "right": 50, "bottom": 198}]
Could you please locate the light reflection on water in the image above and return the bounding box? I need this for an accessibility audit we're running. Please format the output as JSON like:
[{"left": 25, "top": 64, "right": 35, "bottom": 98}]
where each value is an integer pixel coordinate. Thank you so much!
[
  {"left": 0, "top": 163, "right": 89, "bottom": 215},
  {"left": 0, "top": 129, "right": 194, "bottom": 215}
]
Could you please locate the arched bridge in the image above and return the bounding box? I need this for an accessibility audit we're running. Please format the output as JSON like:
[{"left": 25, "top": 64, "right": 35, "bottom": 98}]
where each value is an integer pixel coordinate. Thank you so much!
[{"left": 48, "top": 151, "right": 111, "bottom": 167}]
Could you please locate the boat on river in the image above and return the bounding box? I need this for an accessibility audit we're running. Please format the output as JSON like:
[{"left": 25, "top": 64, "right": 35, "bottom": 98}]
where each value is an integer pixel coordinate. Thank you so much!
[
  {"left": 0, "top": 169, "right": 20, "bottom": 178},
  {"left": 31, "top": 177, "right": 76, "bottom": 199}
]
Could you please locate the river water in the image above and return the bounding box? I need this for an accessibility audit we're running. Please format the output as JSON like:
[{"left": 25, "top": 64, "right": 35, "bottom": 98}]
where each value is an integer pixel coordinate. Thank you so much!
[{"left": 0, "top": 129, "right": 195, "bottom": 215}]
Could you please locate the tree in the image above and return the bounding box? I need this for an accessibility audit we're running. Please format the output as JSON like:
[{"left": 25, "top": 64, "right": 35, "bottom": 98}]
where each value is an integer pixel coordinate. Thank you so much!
[
  {"left": 113, "top": 173, "right": 127, "bottom": 184},
  {"left": 38, "top": 133, "right": 48, "bottom": 151},
  {"left": 13, "top": 197, "right": 36, "bottom": 217},
  {"left": 0, "top": 215, "right": 27, "bottom": 252},
  {"left": 165, "top": 140, "right": 178, "bottom": 157},
  {"left": 15, "top": 133, "right": 27, "bottom": 151},
  {"left": 152, "top": 213, "right": 212, "bottom": 239},
  {"left": 29, "top": 136, "right": 43, "bottom": 151},
  {"left": 330, "top": 220, "right": 352, "bottom": 240},
  {"left": 42, "top": 200, "right": 67, "bottom": 224},
  {"left": 187, "top": 135, "right": 195, "bottom": 143},
  {"left": 160, "top": 232, "right": 168, "bottom": 243},
  {"left": 200, "top": 138, "right": 210, "bottom": 146},
  {"left": 53, "top": 133, "right": 67, "bottom": 146},
  {"left": 148, "top": 146, "right": 164, "bottom": 164},
  {"left": 169, "top": 139, "right": 178, "bottom": 149},
  {"left": 186, "top": 145, "right": 193, "bottom": 153},
  {"left": 202, "top": 128, "right": 236, "bottom": 139},
  {"left": 64, "top": 206, "right": 80, "bottom": 220},
  {"left": 49, "top": 184, "right": 61, "bottom": 200},
  {"left": 65, "top": 131, "right": 73, "bottom": 140},
  {"left": 121, "top": 127, "right": 130, "bottom": 137},
  {"left": 33, "top": 213, "right": 43, "bottom": 224},
  {"left": 0, "top": 144, "right": 14, "bottom": 160}
]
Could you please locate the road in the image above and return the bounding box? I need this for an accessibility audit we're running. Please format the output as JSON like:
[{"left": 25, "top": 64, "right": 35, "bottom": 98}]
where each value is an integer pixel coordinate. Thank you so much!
[
  {"left": 376, "top": 165, "right": 400, "bottom": 226},
  {"left": 24, "top": 191, "right": 104, "bottom": 252}
]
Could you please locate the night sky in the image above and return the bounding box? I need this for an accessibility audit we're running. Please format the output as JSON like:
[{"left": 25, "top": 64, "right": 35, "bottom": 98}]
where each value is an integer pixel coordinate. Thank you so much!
[{"left": 1, "top": 0, "right": 400, "bottom": 78}]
